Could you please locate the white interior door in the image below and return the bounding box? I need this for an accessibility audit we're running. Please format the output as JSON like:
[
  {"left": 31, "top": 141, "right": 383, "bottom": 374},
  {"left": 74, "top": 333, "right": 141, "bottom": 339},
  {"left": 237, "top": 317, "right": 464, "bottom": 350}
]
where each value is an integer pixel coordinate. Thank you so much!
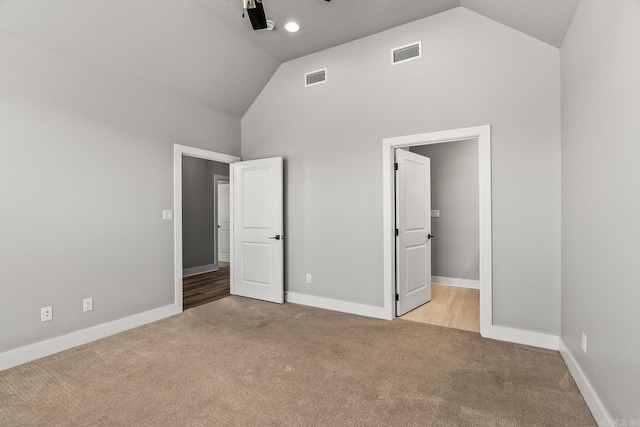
[
  {"left": 396, "top": 149, "right": 432, "bottom": 316},
  {"left": 217, "top": 182, "right": 230, "bottom": 262},
  {"left": 232, "top": 157, "right": 284, "bottom": 304}
]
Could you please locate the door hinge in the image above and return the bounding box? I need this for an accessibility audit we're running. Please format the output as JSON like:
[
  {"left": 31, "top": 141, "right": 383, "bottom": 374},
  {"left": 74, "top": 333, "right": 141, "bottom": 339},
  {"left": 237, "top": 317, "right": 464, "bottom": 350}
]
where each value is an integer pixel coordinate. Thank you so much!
[
  {"left": 394, "top": 163, "right": 398, "bottom": 171},
  {"left": 395, "top": 293, "right": 399, "bottom": 301},
  {"left": 395, "top": 228, "right": 399, "bottom": 236}
]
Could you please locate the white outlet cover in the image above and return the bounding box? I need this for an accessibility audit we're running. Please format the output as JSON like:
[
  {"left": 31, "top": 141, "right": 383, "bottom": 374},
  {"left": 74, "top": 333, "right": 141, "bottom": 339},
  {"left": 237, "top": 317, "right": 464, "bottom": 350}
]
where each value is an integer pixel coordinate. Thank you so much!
[
  {"left": 306, "top": 274, "right": 312, "bottom": 283},
  {"left": 41, "top": 306, "right": 52, "bottom": 322},
  {"left": 162, "top": 210, "right": 173, "bottom": 221},
  {"left": 581, "top": 333, "right": 587, "bottom": 353},
  {"left": 83, "top": 298, "right": 93, "bottom": 312}
]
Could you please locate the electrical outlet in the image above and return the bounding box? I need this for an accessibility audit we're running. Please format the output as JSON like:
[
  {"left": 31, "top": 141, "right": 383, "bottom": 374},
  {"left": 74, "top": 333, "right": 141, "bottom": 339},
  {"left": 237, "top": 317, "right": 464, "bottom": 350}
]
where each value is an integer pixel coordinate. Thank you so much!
[
  {"left": 431, "top": 210, "right": 440, "bottom": 218},
  {"left": 306, "top": 274, "right": 312, "bottom": 284},
  {"left": 83, "top": 298, "right": 93, "bottom": 312},
  {"left": 162, "top": 210, "right": 173, "bottom": 221},
  {"left": 41, "top": 306, "right": 52, "bottom": 322},
  {"left": 581, "top": 333, "right": 587, "bottom": 354}
]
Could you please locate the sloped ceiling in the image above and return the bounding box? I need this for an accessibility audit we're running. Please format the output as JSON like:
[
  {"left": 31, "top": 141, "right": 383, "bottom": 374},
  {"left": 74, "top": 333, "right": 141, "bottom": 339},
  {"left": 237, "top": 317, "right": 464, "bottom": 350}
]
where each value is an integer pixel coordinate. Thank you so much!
[
  {"left": 194, "top": 0, "right": 580, "bottom": 62},
  {"left": 192, "top": 0, "right": 461, "bottom": 62},
  {"left": 461, "top": 0, "right": 580, "bottom": 48},
  {"left": 0, "top": 0, "right": 280, "bottom": 118},
  {"left": 0, "top": 0, "right": 580, "bottom": 118}
]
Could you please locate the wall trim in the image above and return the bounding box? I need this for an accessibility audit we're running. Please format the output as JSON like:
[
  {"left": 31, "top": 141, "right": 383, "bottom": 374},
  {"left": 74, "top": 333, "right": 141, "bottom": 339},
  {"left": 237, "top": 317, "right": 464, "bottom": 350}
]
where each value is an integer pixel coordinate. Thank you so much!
[
  {"left": 0, "top": 299, "right": 560, "bottom": 372},
  {"left": 559, "top": 340, "right": 612, "bottom": 426},
  {"left": 432, "top": 276, "right": 480, "bottom": 289},
  {"left": 482, "top": 325, "right": 559, "bottom": 350},
  {"left": 183, "top": 263, "right": 218, "bottom": 277},
  {"left": 286, "top": 292, "right": 388, "bottom": 320},
  {"left": 286, "top": 291, "right": 558, "bottom": 351},
  {"left": 0, "top": 304, "right": 181, "bottom": 372}
]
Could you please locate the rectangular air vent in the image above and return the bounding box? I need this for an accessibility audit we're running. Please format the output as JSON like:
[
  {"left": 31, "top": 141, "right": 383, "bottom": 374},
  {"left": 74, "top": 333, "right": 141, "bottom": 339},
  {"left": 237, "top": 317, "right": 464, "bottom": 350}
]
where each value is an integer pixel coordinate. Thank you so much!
[
  {"left": 305, "top": 68, "right": 327, "bottom": 87},
  {"left": 391, "top": 41, "right": 421, "bottom": 65}
]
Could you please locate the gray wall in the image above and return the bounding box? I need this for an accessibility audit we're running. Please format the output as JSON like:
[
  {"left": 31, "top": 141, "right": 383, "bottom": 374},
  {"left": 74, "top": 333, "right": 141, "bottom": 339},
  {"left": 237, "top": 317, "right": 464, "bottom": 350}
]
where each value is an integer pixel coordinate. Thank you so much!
[
  {"left": 561, "top": 0, "right": 640, "bottom": 420},
  {"left": 182, "top": 157, "right": 229, "bottom": 270},
  {"left": 242, "top": 7, "right": 561, "bottom": 334},
  {"left": 0, "top": 34, "right": 240, "bottom": 352},
  {"left": 410, "top": 139, "right": 479, "bottom": 281}
]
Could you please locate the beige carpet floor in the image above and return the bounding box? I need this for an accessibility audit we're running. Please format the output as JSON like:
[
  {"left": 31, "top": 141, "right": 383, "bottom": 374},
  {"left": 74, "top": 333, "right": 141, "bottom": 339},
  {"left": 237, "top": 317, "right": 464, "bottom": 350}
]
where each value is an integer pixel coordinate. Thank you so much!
[{"left": 0, "top": 297, "right": 595, "bottom": 426}]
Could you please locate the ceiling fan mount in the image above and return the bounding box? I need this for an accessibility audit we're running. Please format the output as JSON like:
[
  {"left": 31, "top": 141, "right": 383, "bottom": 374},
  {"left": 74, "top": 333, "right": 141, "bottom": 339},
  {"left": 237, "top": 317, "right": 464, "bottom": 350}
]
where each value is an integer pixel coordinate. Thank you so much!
[
  {"left": 242, "top": 0, "right": 267, "bottom": 30},
  {"left": 242, "top": 0, "right": 331, "bottom": 31}
]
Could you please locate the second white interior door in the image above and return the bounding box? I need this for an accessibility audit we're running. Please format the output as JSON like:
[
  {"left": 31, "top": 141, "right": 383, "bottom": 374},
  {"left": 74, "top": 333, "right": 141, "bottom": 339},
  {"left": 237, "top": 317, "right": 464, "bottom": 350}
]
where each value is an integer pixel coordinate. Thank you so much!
[
  {"left": 217, "top": 181, "right": 230, "bottom": 263},
  {"left": 396, "top": 149, "right": 432, "bottom": 316},
  {"left": 231, "top": 157, "right": 284, "bottom": 304}
]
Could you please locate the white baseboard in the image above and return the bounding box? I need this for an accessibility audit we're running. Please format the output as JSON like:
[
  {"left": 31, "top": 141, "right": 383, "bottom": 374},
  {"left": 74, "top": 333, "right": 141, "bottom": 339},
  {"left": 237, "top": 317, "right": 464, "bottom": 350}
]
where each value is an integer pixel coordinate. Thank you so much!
[
  {"left": 559, "top": 340, "right": 612, "bottom": 426},
  {"left": 432, "top": 276, "right": 480, "bottom": 289},
  {"left": 219, "top": 254, "right": 230, "bottom": 263},
  {"left": 286, "top": 292, "right": 388, "bottom": 320},
  {"left": 183, "top": 263, "right": 217, "bottom": 277},
  {"left": 481, "top": 324, "right": 559, "bottom": 350},
  {"left": 287, "top": 292, "right": 559, "bottom": 351},
  {"left": 0, "top": 304, "right": 181, "bottom": 372}
]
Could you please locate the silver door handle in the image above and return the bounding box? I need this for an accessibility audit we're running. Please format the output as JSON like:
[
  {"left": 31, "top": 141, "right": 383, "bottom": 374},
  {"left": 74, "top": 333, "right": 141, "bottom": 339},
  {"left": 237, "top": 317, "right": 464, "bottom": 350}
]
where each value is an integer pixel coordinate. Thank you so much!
[{"left": 269, "top": 235, "right": 283, "bottom": 240}]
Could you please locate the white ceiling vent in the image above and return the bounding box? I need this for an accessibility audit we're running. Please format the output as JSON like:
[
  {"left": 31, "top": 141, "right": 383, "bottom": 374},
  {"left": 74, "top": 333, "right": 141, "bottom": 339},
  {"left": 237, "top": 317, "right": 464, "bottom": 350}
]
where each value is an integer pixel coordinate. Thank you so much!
[
  {"left": 305, "top": 68, "right": 327, "bottom": 87},
  {"left": 391, "top": 41, "right": 421, "bottom": 65}
]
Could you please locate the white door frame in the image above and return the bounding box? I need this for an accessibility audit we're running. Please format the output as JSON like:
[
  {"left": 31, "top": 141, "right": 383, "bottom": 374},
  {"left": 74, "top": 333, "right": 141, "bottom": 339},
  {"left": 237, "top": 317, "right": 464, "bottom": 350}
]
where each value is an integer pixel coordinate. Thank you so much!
[
  {"left": 382, "top": 125, "right": 492, "bottom": 334},
  {"left": 173, "top": 144, "right": 240, "bottom": 310},
  {"left": 213, "top": 174, "right": 229, "bottom": 264}
]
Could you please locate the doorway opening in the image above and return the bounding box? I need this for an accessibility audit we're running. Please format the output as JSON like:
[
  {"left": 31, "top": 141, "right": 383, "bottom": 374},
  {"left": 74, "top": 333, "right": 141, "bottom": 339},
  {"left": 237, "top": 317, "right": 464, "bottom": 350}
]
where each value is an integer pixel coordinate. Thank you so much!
[
  {"left": 181, "top": 155, "right": 231, "bottom": 310},
  {"left": 173, "top": 145, "right": 285, "bottom": 312},
  {"left": 397, "top": 139, "right": 480, "bottom": 333},
  {"left": 173, "top": 144, "right": 240, "bottom": 312},
  {"left": 382, "top": 126, "right": 492, "bottom": 336},
  {"left": 180, "top": 174, "right": 232, "bottom": 310}
]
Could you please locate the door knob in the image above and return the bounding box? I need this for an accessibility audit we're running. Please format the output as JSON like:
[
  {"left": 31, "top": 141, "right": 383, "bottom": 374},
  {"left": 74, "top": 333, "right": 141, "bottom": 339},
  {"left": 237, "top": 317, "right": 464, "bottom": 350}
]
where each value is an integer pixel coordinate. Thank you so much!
[
  {"left": 427, "top": 234, "right": 434, "bottom": 240},
  {"left": 269, "top": 235, "right": 283, "bottom": 240}
]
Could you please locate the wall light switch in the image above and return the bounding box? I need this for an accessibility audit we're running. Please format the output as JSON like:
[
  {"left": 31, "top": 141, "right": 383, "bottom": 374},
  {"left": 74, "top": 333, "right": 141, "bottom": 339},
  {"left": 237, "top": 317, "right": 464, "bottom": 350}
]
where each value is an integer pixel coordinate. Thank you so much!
[
  {"left": 162, "top": 210, "right": 173, "bottom": 221},
  {"left": 431, "top": 210, "right": 440, "bottom": 218}
]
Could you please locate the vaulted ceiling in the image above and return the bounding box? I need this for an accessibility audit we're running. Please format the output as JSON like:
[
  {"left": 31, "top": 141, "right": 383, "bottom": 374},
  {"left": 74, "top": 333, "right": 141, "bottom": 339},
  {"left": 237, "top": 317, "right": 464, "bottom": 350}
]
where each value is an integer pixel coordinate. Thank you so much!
[
  {"left": 194, "top": 0, "right": 580, "bottom": 62},
  {"left": 0, "top": 0, "right": 580, "bottom": 118}
]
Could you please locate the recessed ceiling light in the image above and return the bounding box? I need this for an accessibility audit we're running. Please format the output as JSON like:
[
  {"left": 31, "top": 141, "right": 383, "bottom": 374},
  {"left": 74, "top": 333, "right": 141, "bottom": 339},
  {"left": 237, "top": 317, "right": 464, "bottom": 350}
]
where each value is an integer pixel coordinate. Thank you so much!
[{"left": 284, "top": 21, "right": 300, "bottom": 33}]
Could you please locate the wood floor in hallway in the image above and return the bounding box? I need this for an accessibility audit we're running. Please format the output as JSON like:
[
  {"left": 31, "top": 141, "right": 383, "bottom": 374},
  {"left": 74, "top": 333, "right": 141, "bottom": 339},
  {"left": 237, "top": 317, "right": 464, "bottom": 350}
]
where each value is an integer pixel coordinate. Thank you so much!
[
  {"left": 400, "top": 284, "right": 480, "bottom": 333},
  {"left": 183, "top": 262, "right": 230, "bottom": 310}
]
